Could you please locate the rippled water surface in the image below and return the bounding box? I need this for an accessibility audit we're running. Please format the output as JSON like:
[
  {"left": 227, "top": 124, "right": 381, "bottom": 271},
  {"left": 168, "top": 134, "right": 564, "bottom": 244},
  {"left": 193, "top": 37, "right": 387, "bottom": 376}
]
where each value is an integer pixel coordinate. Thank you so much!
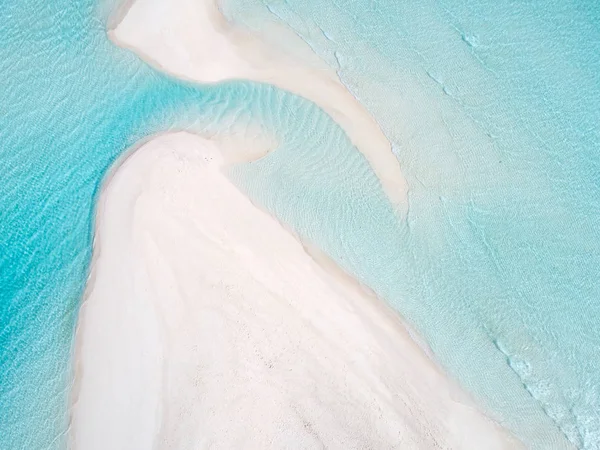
[
  {"left": 224, "top": 0, "right": 600, "bottom": 448},
  {"left": 1, "top": 0, "right": 600, "bottom": 448}
]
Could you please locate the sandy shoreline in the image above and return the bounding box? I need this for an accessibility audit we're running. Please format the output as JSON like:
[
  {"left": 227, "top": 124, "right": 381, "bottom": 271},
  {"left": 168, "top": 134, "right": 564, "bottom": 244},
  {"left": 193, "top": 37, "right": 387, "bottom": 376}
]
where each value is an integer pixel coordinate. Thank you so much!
[
  {"left": 107, "top": 0, "right": 409, "bottom": 211},
  {"left": 69, "top": 132, "right": 519, "bottom": 449},
  {"left": 68, "top": 0, "right": 521, "bottom": 447}
]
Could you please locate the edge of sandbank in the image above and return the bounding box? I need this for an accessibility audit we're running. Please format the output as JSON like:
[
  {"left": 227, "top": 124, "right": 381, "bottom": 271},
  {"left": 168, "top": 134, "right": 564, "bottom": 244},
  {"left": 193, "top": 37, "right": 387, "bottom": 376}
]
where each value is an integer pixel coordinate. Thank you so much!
[{"left": 68, "top": 130, "right": 521, "bottom": 449}]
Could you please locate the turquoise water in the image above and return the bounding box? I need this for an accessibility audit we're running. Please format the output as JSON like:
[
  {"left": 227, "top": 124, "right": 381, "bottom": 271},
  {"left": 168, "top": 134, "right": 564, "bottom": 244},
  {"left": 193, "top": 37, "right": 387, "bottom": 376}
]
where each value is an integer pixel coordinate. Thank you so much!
[
  {"left": 223, "top": 0, "right": 600, "bottom": 448},
  {"left": 1, "top": 0, "right": 599, "bottom": 449}
]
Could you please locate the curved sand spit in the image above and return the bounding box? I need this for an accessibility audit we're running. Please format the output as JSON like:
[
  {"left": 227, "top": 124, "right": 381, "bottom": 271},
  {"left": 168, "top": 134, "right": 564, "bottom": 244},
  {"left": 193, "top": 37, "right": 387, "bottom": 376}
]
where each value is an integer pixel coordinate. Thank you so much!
[
  {"left": 109, "top": 0, "right": 408, "bottom": 210},
  {"left": 69, "top": 132, "right": 519, "bottom": 449}
]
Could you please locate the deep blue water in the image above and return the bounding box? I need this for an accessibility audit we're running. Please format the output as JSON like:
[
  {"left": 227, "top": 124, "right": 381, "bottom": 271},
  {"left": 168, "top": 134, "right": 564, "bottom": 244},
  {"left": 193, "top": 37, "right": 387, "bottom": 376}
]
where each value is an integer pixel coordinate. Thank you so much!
[{"left": 1, "top": 0, "right": 600, "bottom": 448}]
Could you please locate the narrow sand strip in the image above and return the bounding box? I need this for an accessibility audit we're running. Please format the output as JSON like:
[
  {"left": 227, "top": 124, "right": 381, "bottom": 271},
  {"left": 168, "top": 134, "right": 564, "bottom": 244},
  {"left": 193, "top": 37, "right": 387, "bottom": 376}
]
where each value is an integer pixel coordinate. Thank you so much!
[
  {"left": 70, "top": 132, "right": 519, "bottom": 449},
  {"left": 109, "top": 0, "right": 408, "bottom": 210}
]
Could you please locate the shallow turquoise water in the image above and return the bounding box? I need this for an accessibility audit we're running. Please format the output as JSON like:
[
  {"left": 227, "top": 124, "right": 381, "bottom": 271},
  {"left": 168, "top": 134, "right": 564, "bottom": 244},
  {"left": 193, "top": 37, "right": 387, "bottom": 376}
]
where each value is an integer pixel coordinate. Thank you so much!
[
  {"left": 1, "top": 0, "right": 599, "bottom": 448},
  {"left": 223, "top": 0, "right": 600, "bottom": 448}
]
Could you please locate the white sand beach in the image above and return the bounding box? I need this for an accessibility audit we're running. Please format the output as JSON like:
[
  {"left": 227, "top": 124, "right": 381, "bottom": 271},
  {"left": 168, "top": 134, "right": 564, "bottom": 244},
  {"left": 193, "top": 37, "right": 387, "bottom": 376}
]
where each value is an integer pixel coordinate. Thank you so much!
[
  {"left": 69, "top": 132, "right": 519, "bottom": 449},
  {"left": 109, "top": 0, "right": 408, "bottom": 210}
]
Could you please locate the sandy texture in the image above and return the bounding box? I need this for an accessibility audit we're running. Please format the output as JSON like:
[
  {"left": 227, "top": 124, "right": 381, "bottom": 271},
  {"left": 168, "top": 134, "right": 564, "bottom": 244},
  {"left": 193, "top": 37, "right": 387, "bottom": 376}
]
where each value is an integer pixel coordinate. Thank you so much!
[
  {"left": 69, "top": 132, "right": 519, "bottom": 449},
  {"left": 109, "top": 0, "right": 408, "bottom": 210}
]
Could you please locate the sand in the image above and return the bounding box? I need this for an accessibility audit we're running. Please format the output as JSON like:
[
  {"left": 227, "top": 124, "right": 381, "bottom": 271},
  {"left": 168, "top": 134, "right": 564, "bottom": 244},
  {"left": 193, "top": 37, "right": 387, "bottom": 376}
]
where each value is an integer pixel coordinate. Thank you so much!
[
  {"left": 108, "top": 0, "right": 408, "bottom": 211},
  {"left": 69, "top": 132, "right": 519, "bottom": 449}
]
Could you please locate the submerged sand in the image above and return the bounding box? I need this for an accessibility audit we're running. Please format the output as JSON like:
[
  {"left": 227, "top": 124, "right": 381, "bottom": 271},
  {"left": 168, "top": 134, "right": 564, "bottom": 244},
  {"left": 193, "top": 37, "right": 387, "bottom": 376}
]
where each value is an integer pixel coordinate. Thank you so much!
[
  {"left": 69, "top": 132, "right": 518, "bottom": 449},
  {"left": 70, "top": 0, "right": 521, "bottom": 447},
  {"left": 109, "top": 0, "right": 408, "bottom": 211}
]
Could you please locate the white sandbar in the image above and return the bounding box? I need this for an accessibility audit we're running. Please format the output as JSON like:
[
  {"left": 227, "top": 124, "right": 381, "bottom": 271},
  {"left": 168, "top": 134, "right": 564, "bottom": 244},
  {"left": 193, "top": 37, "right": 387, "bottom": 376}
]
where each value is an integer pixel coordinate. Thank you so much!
[
  {"left": 109, "top": 0, "right": 409, "bottom": 210},
  {"left": 69, "top": 132, "right": 519, "bottom": 449}
]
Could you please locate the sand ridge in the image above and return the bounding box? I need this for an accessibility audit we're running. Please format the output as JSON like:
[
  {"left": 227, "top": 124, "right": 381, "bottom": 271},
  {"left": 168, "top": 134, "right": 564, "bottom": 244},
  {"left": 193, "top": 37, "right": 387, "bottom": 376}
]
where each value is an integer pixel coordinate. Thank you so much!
[
  {"left": 69, "top": 132, "right": 520, "bottom": 449},
  {"left": 70, "top": 1, "right": 521, "bottom": 447},
  {"left": 108, "top": 0, "right": 409, "bottom": 211}
]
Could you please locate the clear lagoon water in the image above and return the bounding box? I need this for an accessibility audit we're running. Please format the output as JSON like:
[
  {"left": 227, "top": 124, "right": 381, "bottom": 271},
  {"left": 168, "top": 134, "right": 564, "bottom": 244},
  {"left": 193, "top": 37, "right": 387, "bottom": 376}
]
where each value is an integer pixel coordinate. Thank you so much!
[{"left": 1, "top": 0, "right": 599, "bottom": 449}]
